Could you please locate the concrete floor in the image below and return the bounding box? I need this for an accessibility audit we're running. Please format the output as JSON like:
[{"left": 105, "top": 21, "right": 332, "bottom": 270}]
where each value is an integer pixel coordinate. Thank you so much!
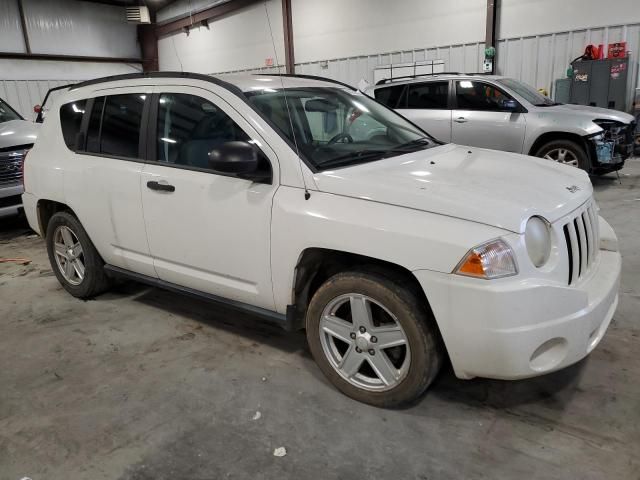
[{"left": 1, "top": 160, "right": 639, "bottom": 480}]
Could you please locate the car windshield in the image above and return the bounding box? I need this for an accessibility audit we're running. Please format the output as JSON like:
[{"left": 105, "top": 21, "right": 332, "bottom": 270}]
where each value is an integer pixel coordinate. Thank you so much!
[
  {"left": 0, "top": 98, "right": 23, "bottom": 123},
  {"left": 497, "top": 78, "right": 558, "bottom": 106},
  {"left": 245, "top": 87, "right": 436, "bottom": 170}
]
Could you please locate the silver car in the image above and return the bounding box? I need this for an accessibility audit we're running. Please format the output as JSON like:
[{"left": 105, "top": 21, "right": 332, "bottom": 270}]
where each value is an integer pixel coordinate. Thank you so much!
[
  {"left": 368, "top": 74, "right": 636, "bottom": 174},
  {"left": 0, "top": 97, "right": 39, "bottom": 218}
]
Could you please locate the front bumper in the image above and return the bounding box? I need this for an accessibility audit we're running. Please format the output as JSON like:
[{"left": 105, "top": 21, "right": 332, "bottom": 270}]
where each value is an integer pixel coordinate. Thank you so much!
[
  {"left": 0, "top": 184, "right": 23, "bottom": 218},
  {"left": 414, "top": 246, "right": 621, "bottom": 381},
  {"left": 586, "top": 121, "right": 636, "bottom": 171}
]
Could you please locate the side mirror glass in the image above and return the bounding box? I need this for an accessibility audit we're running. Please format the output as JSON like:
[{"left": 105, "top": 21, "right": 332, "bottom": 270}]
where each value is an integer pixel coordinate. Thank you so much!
[{"left": 500, "top": 98, "right": 519, "bottom": 111}]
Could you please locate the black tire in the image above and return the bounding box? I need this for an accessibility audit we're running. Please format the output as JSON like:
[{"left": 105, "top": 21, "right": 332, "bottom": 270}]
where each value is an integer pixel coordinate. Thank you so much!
[
  {"left": 46, "top": 211, "right": 111, "bottom": 299},
  {"left": 535, "top": 139, "right": 590, "bottom": 171},
  {"left": 306, "top": 270, "right": 443, "bottom": 407}
]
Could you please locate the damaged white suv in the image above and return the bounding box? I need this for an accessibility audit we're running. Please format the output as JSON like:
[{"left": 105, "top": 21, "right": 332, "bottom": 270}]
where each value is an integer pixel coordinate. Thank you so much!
[{"left": 22, "top": 73, "right": 621, "bottom": 407}]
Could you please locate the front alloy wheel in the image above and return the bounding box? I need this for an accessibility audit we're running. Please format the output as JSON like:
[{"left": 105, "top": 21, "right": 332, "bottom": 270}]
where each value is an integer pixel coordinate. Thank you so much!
[
  {"left": 543, "top": 147, "right": 579, "bottom": 166},
  {"left": 306, "top": 270, "right": 443, "bottom": 407},
  {"left": 319, "top": 293, "right": 410, "bottom": 391},
  {"left": 535, "top": 139, "right": 589, "bottom": 170}
]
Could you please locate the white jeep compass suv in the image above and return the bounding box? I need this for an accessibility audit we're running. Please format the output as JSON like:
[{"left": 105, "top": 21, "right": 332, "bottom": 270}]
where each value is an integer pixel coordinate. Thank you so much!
[{"left": 22, "top": 72, "right": 621, "bottom": 407}]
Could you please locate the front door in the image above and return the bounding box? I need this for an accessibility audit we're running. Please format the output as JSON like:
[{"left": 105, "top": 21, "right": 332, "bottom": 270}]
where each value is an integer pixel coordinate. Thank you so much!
[
  {"left": 451, "top": 80, "right": 526, "bottom": 153},
  {"left": 140, "top": 87, "right": 279, "bottom": 310}
]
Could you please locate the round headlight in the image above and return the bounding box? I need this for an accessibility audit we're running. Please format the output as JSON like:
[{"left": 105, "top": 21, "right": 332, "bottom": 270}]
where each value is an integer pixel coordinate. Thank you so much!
[{"left": 525, "top": 216, "right": 551, "bottom": 268}]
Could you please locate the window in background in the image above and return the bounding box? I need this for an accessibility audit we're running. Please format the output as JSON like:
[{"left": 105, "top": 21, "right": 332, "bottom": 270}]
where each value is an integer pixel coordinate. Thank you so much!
[
  {"left": 407, "top": 82, "right": 449, "bottom": 109},
  {"left": 455, "top": 81, "right": 513, "bottom": 111}
]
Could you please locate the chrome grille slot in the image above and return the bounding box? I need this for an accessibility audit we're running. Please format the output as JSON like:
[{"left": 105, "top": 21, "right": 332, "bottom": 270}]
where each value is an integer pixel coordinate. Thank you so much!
[
  {"left": 0, "top": 149, "right": 26, "bottom": 187},
  {"left": 562, "top": 201, "right": 599, "bottom": 285}
]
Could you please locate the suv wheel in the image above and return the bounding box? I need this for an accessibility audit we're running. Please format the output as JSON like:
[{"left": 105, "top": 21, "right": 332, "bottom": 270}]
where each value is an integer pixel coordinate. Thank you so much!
[
  {"left": 46, "top": 211, "right": 111, "bottom": 298},
  {"left": 535, "top": 139, "right": 589, "bottom": 170},
  {"left": 306, "top": 270, "right": 443, "bottom": 407}
]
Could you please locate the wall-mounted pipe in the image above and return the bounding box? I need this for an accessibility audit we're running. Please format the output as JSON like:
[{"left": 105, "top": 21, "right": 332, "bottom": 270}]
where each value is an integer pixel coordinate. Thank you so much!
[
  {"left": 0, "top": 52, "right": 142, "bottom": 64},
  {"left": 155, "top": 0, "right": 261, "bottom": 37}
]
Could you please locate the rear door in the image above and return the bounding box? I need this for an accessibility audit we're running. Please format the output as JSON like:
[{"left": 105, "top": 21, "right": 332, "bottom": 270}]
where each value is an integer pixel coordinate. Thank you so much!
[
  {"left": 451, "top": 80, "right": 526, "bottom": 153},
  {"left": 62, "top": 89, "right": 156, "bottom": 277},
  {"left": 396, "top": 81, "right": 452, "bottom": 143},
  {"left": 139, "top": 86, "right": 279, "bottom": 310}
]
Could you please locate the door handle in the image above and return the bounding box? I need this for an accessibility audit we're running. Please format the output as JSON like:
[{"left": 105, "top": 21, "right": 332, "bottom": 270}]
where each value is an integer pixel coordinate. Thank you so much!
[
  {"left": 454, "top": 117, "right": 467, "bottom": 123},
  {"left": 146, "top": 180, "right": 175, "bottom": 192}
]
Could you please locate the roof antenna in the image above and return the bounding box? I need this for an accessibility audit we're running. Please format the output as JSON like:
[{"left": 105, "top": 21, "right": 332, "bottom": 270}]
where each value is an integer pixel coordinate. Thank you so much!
[
  {"left": 171, "top": 35, "right": 184, "bottom": 72},
  {"left": 264, "top": 0, "right": 310, "bottom": 200}
]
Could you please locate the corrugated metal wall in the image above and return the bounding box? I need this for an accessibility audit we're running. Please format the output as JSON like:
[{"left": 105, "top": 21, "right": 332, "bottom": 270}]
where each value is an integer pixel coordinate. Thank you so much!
[
  {"left": 218, "top": 23, "right": 640, "bottom": 111},
  {"left": 0, "top": 79, "right": 73, "bottom": 121}
]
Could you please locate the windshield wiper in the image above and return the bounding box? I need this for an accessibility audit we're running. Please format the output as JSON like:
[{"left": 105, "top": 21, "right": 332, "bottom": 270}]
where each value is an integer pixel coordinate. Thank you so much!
[
  {"left": 534, "top": 102, "right": 561, "bottom": 107},
  {"left": 318, "top": 149, "right": 390, "bottom": 168},
  {"left": 389, "top": 137, "right": 432, "bottom": 152},
  {"left": 318, "top": 138, "right": 434, "bottom": 169}
]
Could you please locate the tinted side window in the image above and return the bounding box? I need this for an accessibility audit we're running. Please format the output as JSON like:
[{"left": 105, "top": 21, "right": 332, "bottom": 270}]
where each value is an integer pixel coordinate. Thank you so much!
[
  {"left": 99, "top": 94, "right": 144, "bottom": 158},
  {"left": 60, "top": 100, "right": 87, "bottom": 150},
  {"left": 455, "top": 81, "right": 513, "bottom": 111},
  {"left": 156, "top": 93, "right": 253, "bottom": 170},
  {"left": 407, "top": 82, "right": 449, "bottom": 109},
  {"left": 374, "top": 85, "right": 406, "bottom": 108},
  {"left": 85, "top": 96, "right": 105, "bottom": 153}
]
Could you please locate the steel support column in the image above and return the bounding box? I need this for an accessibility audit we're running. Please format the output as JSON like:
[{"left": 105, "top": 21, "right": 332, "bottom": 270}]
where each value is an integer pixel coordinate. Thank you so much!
[
  {"left": 282, "top": 0, "right": 295, "bottom": 74},
  {"left": 485, "top": 0, "right": 498, "bottom": 74}
]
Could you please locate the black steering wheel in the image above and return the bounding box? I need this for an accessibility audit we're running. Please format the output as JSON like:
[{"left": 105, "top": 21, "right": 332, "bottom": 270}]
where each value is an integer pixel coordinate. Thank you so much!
[{"left": 328, "top": 133, "right": 354, "bottom": 145}]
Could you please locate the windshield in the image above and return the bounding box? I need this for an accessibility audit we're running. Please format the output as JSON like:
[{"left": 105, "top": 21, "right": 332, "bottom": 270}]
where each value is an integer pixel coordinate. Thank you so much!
[
  {"left": 245, "top": 87, "right": 436, "bottom": 170},
  {"left": 0, "top": 98, "right": 23, "bottom": 123},
  {"left": 497, "top": 78, "right": 557, "bottom": 106}
]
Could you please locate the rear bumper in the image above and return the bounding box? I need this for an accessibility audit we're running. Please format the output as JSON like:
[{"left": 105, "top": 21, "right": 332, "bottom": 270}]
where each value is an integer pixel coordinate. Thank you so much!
[{"left": 414, "top": 248, "right": 621, "bottom": 380}]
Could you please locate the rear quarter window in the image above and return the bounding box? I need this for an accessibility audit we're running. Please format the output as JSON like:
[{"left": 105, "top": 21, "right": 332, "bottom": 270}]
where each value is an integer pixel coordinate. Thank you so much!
[
  {"left": 60, "top": 100, "right": 87, "bottom": 150},
  {"left": 374, "top": 85, "right": 406, "bottom": 108}
]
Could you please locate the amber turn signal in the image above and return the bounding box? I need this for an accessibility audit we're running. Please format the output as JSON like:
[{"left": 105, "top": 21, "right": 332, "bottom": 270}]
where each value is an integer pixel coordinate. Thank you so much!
[
  {"left": 454, "top": 239, "right": 518, "bottom": 280},
  {"left": 457, "top": 251, "right": 485, "bottom": 277}
]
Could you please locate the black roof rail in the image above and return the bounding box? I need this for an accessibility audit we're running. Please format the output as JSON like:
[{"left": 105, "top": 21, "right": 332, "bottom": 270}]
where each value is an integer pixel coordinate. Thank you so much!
[
  {"left": 375, "top": 72, "right": 465, "bottom": 86},
  {"left": 69, "top": 71, "right": 245, "bottom": 95},
  {"left": 256, "top": 73, "right": 357, "bottom": 91}
]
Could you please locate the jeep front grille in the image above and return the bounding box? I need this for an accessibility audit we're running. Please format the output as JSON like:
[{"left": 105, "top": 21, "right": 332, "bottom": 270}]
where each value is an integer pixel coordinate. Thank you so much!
[
  {"left": 562, "top": 202, "right": 599, "bottom": 285},
  {"left": 0, "top": 149, "right": 27, "bottom": 187}
]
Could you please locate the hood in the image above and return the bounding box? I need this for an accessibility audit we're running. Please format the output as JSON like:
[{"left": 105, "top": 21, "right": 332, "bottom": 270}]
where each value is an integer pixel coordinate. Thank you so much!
[
  {"left": 0, "top": 120, "right": 40, "bottom": 150},
  {"left": 534, "top": 103, "right": 635, "bottom": 124},
  {"left": 313, "top": 144, "right": 593, "bottom": 233}
]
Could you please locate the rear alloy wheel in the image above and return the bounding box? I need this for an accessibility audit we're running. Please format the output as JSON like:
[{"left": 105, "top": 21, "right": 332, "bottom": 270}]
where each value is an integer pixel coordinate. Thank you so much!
[
  {"left": 535, "top": 139, "right": 589, "bottom": 170},
  {"left": 46, "top": 211, "right": 111, "bottom": 299},
  {"left": 306, "top": 271, "right": 443, "bottom": 407},
  {"left": 53, "top": 225, "right": 85, "bottom": 286}
]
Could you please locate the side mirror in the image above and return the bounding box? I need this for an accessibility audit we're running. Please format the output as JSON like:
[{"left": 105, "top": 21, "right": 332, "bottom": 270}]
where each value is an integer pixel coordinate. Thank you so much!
[
  {"left": 500, "top": 98, "right": 519, "bottom": 111},
  {"left": 34, "top": 105, "right": 44, "bottom": 123},
  {"left": 208, "top": 141, "right": 270, "bottom": 182}
]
